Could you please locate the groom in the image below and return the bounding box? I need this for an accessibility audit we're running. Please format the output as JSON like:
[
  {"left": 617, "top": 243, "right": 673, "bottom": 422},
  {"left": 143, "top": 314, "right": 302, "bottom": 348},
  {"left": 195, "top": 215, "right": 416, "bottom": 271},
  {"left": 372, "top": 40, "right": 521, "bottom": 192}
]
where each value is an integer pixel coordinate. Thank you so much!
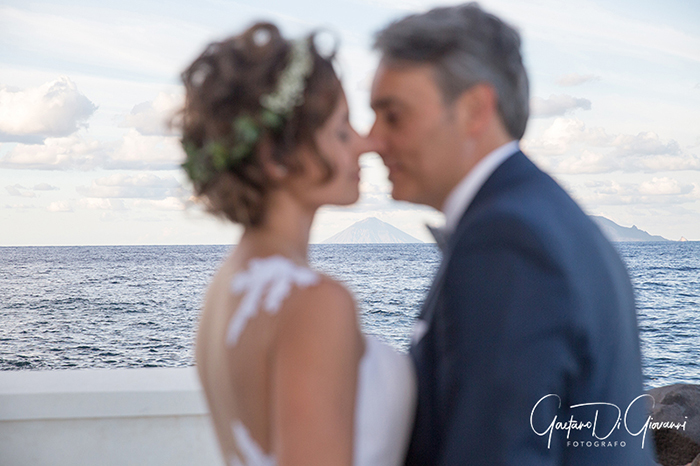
[{"left": 370, "top": 4, "right": 656, "bottom": 465}]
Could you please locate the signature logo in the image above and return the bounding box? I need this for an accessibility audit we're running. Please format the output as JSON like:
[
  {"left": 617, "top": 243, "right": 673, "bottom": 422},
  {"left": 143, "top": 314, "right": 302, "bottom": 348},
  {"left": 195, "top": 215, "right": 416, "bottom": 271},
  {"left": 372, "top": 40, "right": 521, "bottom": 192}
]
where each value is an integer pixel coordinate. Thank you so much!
[{"left": 530, "top": 394, "right": 687, "bottom": 449}]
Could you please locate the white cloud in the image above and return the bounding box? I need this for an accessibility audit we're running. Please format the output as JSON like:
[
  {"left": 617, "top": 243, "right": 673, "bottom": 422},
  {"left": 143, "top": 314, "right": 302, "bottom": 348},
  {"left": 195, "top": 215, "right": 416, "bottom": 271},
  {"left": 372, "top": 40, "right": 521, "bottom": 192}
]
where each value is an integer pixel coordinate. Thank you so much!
[
  {"left": 612, "top": 132, "right": 681, "bottom": 157},
  {"left": 638, "top": 177, "right": 694, "bottom": 196},
  {"left": 530, "top": 94, "right": 591, "bottom": 118},
  {"left": 46, "top": 201, "right": 73, "bottom": 212},
  {"left": 554, "top": 149, "right": 613, "bottom": 174},
  {"left": 0, "top": 129, "right": 185, "bottom": 171},
  {"left": 4, "top": 203, "right": 37, "bottom": 210},
  {"left": 523, "top": 118, "right": 700, "bottom": 174},
  {"left": 556, "top": 73, "right": 599, "bottom": 86},
  {"left": 5, "top": 185, "right": 22, "bottom": 196},
  {"left": 108, "top": 129, "right": 185, "bottom": 170},
  {"left": 76, "top": 173, "right": 184, "bottom": 199},
  {"left": 0, "top": 77, "right": 97, "bottom": 142},
  {"left": 560, "top": 151, "right": 700, "bottom": 174},
  {"left": 584, "top": 180, "right": 622, "bottom": 195},
  {"left": 121, "top": 92, "right": 184, "bottom": 136},
  {"left": 77, "top": 198, "right": 126, "bottom": 211},
  {"left": 523, "top": 118, "right": 613, "bottom": 156},
  {"left": 132, "top": 197, "right": 187, "bottom": 211},
  {"left": 33, "top": 183, "right": 60, "bottom": 191},
  {"left": 5, "top": 185, "right": 36, "bottom": 197},
  {"left": 576, "top": 178, "right": 699, "bottom": 205},
  {"left": 0, "top": 135, "right": 103, "bottom": 170}
]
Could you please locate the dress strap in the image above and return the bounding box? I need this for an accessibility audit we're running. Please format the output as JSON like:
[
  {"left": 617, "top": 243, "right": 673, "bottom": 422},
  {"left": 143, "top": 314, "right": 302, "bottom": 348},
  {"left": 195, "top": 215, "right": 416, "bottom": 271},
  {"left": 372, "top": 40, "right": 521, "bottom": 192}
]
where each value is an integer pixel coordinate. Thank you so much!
[
  {"left": 229, "top": 420, "right": 276, "bottom": 466},
  {"left": 226, "top": 255, "right": 319, "bottom": 346}
]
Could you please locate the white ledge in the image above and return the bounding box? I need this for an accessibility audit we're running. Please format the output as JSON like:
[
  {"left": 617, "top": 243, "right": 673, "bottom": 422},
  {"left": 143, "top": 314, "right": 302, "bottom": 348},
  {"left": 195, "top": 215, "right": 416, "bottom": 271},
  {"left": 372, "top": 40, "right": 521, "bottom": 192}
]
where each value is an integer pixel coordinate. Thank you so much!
[
  {"left": 0, "top": 366, "right": 207, "bottom": 421},
  {"left": 0, "top": 367, "right": 222, "bottom": 466}
]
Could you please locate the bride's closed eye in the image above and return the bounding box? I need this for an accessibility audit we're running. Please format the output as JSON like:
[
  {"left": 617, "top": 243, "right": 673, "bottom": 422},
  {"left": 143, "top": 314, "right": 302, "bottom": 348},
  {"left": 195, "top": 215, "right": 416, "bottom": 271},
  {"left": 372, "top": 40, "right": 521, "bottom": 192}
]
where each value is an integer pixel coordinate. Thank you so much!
[
  {"left": 337, "top": 128, "right": 350, "bottom": 143},
  {"left": 336, "top": 119, "right": 352, "bottom": 143}
]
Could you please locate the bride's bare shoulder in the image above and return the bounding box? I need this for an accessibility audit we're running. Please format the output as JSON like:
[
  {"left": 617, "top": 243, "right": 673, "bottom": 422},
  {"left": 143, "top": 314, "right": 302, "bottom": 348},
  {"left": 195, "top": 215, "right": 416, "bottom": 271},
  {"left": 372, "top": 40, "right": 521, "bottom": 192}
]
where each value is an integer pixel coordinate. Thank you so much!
[
  {"left": 277, "top": 274, "right": 361, "bottom": 349},
  {"left": 287, "top": 273, "right": 355, "bottom": 314}
]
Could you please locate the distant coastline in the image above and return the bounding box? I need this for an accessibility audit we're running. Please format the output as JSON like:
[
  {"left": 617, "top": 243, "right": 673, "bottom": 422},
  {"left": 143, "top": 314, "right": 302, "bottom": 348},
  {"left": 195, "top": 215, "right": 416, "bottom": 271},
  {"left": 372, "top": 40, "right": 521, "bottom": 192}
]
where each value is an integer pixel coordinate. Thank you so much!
[
  {"left": 590, "top": 216, "right": 670, "bottom": 242},
  {"left": 319, "top": 215, "right": 678, "bottom": 244}
]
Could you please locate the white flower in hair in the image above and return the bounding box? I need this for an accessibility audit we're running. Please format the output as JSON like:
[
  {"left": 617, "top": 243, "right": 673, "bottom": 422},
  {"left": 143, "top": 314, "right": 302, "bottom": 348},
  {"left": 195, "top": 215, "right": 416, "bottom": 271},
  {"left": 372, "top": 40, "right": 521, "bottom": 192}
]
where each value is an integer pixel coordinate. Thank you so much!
[{"left": 260, "top": 38, "right": 314, "bottom": 115}]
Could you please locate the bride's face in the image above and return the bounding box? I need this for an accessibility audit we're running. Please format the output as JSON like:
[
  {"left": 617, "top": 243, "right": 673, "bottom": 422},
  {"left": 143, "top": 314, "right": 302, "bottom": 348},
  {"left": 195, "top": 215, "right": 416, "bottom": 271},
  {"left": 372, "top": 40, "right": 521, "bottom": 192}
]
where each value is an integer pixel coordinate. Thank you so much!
[{"left": 289, "top": 94, "right": 372, "bottom": 207}]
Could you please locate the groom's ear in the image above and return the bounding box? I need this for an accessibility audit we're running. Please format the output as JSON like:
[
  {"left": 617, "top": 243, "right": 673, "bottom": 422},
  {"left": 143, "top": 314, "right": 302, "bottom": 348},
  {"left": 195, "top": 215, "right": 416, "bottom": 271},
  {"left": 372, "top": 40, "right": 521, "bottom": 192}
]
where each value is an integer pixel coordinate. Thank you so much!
[{"left": 455, "top": 83, "right": 499, "bottom": 137}]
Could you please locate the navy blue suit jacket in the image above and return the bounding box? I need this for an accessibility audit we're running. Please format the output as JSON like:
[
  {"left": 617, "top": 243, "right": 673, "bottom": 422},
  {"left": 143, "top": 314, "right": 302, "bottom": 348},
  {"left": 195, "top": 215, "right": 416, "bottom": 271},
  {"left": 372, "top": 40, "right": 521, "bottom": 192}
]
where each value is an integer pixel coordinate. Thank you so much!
[{"left": 404, "top": 151, "right": 656, "bottom": 465}]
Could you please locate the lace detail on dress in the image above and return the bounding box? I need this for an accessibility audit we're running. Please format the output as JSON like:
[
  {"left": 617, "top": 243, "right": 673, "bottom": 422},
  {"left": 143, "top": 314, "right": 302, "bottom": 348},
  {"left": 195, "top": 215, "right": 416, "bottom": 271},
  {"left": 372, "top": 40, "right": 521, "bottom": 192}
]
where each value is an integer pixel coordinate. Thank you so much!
[
  {"left": 229, "top": 420, "right": 276, "bottom": 466},
  {"left": 226, "top": 255, "right": 319, "bottom": 346}
]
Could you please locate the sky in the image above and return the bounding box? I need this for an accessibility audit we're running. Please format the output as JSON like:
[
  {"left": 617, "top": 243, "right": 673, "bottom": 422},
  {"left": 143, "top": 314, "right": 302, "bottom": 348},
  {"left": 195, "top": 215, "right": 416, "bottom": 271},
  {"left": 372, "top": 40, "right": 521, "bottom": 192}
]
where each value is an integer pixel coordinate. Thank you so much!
[{"left": 0, "top": 0, "right": 698, "bottom": 245}]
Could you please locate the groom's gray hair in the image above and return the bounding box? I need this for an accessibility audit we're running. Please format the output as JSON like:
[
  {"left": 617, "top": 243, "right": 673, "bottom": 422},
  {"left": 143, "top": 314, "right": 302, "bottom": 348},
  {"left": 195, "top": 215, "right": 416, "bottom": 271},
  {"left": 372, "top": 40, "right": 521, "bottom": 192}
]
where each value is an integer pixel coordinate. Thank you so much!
[{"left": 374, "top": 3, "right": 529, "bottom": 139}]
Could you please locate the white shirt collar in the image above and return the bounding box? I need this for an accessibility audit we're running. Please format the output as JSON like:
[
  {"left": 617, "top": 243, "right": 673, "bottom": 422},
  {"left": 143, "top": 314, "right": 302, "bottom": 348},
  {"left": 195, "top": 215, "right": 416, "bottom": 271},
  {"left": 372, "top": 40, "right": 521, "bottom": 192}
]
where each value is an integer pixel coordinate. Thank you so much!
[{"left": 442, "top": 140, "right": 520, "bottom": 234}]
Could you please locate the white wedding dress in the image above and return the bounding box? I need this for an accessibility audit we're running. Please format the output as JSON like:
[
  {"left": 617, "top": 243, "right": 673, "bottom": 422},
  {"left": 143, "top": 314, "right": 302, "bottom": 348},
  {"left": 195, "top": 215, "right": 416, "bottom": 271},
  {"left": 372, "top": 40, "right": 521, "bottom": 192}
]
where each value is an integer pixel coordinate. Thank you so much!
[{"left": 225, "top": 255, "right": 417, "bottom": 466}]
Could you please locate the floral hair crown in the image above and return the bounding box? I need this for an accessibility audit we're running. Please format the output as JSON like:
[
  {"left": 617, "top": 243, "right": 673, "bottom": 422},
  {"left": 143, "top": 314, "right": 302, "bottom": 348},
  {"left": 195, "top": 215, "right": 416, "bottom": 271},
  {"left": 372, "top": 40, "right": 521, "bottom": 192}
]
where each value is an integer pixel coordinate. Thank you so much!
[{"left": 182, "top": 37, "right": 314, "bottom": 187}]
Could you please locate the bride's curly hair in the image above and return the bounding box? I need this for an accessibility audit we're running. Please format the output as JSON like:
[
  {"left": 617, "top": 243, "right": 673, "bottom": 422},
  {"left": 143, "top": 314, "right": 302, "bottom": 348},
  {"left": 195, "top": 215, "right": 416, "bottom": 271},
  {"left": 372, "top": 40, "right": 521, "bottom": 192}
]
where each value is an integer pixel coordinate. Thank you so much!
[{"left": 178, "top": 22, "right": 341, "bottom": 226}]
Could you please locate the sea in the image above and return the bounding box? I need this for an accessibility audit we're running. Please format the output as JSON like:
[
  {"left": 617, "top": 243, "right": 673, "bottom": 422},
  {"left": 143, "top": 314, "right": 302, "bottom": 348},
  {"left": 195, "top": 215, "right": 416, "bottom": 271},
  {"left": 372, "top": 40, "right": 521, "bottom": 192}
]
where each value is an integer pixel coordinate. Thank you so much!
[{"left": 0, "top": 242, "right": 698, "bottom": 390}]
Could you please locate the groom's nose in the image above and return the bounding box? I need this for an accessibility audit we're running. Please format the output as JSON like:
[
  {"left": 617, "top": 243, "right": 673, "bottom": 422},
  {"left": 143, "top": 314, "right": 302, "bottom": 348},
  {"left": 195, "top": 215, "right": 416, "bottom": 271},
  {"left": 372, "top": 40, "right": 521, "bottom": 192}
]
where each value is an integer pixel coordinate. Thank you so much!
[{"left": 367, "top": 121, "right": 387, "bottom": 156}]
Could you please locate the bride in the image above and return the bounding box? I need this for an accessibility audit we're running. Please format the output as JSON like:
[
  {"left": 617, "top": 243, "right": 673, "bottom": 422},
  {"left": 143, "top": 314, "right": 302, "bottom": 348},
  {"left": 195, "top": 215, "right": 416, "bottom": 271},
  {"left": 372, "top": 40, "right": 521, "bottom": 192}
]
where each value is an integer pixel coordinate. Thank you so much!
[{"left": 179, "top": 23, "right": 416, "bottom": 465}]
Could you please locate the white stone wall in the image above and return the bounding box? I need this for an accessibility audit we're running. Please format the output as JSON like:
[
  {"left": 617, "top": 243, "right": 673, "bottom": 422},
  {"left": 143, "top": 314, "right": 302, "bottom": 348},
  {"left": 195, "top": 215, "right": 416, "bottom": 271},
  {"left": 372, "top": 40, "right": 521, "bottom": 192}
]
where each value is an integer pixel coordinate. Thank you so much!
[{"left": 0, "top": 367, "right": 223, "bottom": 466}]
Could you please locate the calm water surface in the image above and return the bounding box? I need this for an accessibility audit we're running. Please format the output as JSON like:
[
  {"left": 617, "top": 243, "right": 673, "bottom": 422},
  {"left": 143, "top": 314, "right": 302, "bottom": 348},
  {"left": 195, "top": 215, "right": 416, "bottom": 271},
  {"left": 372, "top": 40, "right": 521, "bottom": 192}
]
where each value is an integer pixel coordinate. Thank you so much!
[{"left": 1, "top": 242, "right": 698, "bottom": 389}]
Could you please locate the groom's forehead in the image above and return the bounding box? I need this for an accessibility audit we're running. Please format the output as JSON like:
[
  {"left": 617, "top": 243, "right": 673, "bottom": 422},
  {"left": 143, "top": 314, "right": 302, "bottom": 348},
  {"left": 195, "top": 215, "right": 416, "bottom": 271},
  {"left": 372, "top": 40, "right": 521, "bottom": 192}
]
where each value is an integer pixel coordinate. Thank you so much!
[{"left": 370, "top": 62, "right": 442, "bottom": 109}]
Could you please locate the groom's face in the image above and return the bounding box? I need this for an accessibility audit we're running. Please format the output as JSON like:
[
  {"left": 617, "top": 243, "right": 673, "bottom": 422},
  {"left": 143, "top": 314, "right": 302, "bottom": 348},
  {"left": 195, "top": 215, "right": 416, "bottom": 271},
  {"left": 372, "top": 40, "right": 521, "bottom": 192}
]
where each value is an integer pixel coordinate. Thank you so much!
[{"left": 369, "top": 61, "right": 467, "bottom": 210}]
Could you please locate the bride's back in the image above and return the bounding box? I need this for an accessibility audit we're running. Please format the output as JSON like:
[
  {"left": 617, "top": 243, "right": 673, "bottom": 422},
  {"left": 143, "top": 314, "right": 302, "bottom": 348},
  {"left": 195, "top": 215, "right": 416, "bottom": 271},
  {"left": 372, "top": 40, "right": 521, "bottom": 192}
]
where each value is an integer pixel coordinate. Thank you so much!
[{"left": 196, "top": 249, "right": 363, "bottom": 464}]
